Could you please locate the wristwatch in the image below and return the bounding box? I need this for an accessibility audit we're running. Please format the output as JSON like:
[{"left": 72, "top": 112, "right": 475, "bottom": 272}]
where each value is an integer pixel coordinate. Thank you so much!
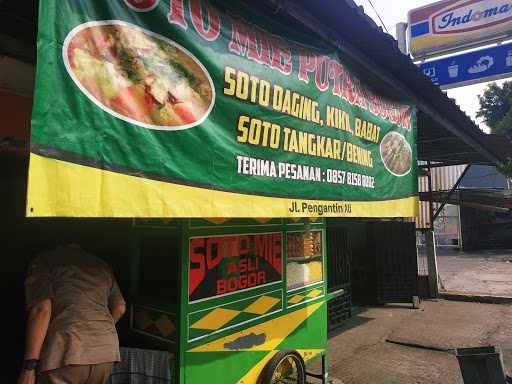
[{"left": 22, "top": 359, "right": 39, "bottom": 371}]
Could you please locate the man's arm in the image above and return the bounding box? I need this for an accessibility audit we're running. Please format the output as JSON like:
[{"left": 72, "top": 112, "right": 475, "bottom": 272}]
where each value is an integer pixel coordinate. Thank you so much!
[
  {"left": 17, "top": 299, "right": 52, "bottom": 384},
  {"left": 108, "top": 273, "right": 126, "bottom": 324},
  {"left": 24, "top": 299, "right": 52, "bottom": 359},
  {"left": 110, "top": 303, "right": 126, "bottom": 324}
]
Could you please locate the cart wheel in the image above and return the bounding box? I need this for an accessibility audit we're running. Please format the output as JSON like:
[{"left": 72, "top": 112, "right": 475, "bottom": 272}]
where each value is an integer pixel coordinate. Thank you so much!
[{"left": 260, "top": 349, "right": 306, "bottom": 384}]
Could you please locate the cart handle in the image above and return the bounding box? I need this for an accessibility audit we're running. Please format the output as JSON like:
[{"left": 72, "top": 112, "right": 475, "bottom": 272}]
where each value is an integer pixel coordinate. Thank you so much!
[{"left": 327, "top": 288, "right": 345, "bottom": 301}]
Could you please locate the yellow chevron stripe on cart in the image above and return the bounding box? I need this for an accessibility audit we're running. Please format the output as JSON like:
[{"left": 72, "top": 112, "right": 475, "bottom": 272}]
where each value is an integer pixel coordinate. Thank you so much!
[
  {"left": 191, "top": 296, "right": 281, "bottom": 331},
  {"left": 188, "top": 301, "right": 323, "bottom": 353}
]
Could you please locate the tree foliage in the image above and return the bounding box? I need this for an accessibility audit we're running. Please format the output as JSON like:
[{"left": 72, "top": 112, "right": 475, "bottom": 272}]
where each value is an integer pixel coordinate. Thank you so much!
[
  {"left": 477, "top": 81, "right": 512, "bottom": 134},
  {"left": 497, "top": 160, "right": 512, "bottom": 178}
]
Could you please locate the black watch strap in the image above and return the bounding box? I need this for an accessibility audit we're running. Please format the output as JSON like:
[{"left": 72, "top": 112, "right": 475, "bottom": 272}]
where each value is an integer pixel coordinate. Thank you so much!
[{"left": 23, "top": 359, "right": 39, "bottom": 371}]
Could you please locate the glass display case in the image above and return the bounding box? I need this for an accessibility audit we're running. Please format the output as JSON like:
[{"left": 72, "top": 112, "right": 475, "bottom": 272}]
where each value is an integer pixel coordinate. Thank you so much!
[{"left": 286, "top": 230, "right": 323, "bottom": 290}]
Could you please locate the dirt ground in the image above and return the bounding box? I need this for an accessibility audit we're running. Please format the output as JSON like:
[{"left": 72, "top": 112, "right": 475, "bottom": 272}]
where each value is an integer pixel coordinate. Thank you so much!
[{"left": 314, "top": 299, "right": 512, "bottom": 384}]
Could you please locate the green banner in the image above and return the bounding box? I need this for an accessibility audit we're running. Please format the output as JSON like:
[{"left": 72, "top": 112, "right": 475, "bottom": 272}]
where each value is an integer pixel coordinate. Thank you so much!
[{"left": 27, "top": 0, "right": 418, "bottom": 218}]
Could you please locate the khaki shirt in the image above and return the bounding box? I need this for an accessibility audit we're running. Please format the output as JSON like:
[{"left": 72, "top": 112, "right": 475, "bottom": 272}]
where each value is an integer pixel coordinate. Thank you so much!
[{"left": 25, "top": 245, "right": 125, "bottom": 372}]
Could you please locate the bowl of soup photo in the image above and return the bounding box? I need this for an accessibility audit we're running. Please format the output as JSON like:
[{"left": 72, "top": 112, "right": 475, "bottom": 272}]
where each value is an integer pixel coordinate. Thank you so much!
[
  {"left": 380, "top": 131, "right": 412, "bottom": 177},
  {"left": 64, "top": 21, "right": 215, "bottom": 130}
]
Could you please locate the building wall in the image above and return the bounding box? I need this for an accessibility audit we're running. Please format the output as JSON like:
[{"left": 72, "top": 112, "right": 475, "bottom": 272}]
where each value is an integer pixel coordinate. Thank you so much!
[{"left": 0, "top": 89, "right": 32, "bottom": 140}]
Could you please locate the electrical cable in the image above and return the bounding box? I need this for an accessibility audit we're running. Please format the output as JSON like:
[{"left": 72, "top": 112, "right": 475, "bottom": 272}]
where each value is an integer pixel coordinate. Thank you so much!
[{"left": 365, "top": 0, "right": 389, "bottom": 34}]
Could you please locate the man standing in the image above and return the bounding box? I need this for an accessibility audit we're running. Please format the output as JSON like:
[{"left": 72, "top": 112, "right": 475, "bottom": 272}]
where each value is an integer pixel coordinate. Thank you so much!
[{"left": 17, "top": 244, "right": 126, "bottom": 384}]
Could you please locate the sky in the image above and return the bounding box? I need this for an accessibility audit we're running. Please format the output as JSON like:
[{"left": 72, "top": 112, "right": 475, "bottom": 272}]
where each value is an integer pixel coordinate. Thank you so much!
[{"left": 352, "top": 0, "right": 507, "bottom": 132}]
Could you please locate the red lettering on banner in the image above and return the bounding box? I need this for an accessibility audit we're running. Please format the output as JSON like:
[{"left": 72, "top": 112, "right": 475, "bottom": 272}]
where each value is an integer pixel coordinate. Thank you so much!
[
  {"left": 166, "top": 0, "right": 411, "bottom": 129},
  {"left": 238, "top": 235, "right": 250, "bottom": 255},
  {"left": 227, "top": 261, "right": 238, "bottom": 275},
  {"left": 216, "top": 279, "right": 224, "bottom": 294},
  {"left": 189, "top": 238, "right": 206, "bottom": 295},
  {"left": 328, "top": 60, "right": 344, "bottom": 97},
  {"left": 271, "top": 36, "right": 292, "bottom": 75},
  {"left": 227, "top": 236, "right": 238, "bottom": 257},
  {"left": 239, "top": 275, "right": 248, "bottom": 289},
  {"left": 190, "top": 0, "right": 220, "bottom": 41},
  {"left": 254, "top": 233, "right": 281, "bottom": 273},
  {"left": 298, "top": 48, "right": 316, "bottom": 83},
  {"left": 258, "top": 271, "right": 266, "bottom": 284},
  {"left": 229, "top": 17, "right": 272, "bottom": 66},
  {"left": 239, "top": 258, "right": 247, "bottom": 273},
  {"left": 367, "top": 89, "right": 381, "bottom": 116},
  {"left": 168, "top": 0, "right": 188, "bottom": 29},
  {"left": 206, "top": 237, "right": 222, "bottom": 270},
  {"left": 249, "top": 30, "right": 272, "bottom": 67},
  {"left": 191, "top": 233, "right": 282, "bottom": 300},
  {"left": 401, "top": 106, "right": 412, "bottom": 131},
  {"left": 239, "top": 258, "right": 258, "bottom": 273},
  {"left": 389, "top": 103, "right": 399, "bottom": 124},
  {"left": 272, "top": 233, "right": 282, "bottom": 273},
  {"left": 342, "top": 71, "right": 356, "bottom": 105},
  {"left": 353, "top": 79, "right": 367, "bottom": 110},
  {"left": 216, "top": 272, "right": 267, "bottom": 295},
  {"left": 228, "top": 277, "right": 237, "bottom": 291},
  {"left": 379, "top": 99, "right": 388, "bottom": 120},
  {"left": 315, "top": 55, "right": 330, "bottom": 92},
  {"left": 254, "top": 234, "right": 269, "bottom": 259}
]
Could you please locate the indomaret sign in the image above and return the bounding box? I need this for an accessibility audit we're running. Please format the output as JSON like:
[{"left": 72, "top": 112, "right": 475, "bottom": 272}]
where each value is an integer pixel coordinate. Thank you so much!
[
  {"left": 27, "top": 0, "right": 418, "bottom": 218},
  {"left": 409, "top": 0, "right": 512, "bottom": 58}
]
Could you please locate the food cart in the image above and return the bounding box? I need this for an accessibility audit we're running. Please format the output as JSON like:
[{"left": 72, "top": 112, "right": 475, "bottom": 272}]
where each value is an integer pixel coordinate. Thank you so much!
[
  {"left": 26, "top": 0, "right": 418, "bottom": 383},
  {"left": 128, "top": 218, "right": 330, "bottom": 383}
]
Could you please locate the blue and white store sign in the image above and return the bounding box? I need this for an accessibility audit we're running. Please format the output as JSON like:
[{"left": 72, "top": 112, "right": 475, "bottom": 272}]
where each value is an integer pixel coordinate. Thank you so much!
[{"left": 419, "top": 42, "right": 512, "bottom": 89}]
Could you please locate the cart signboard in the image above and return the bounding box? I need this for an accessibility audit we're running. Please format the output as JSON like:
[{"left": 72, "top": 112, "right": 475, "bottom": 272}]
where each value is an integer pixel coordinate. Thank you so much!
[
  {"left": 130, "top": 219, "right": 328, "bottom": 384},
  {"left": 28, "top": 0, "right": 418, "bottom": 218},
  {"left": 409, "top": 0, "right": 512, "bottom": 58},
  {"left": 189, "top": 233, "right": 282, "bottom": 302}
]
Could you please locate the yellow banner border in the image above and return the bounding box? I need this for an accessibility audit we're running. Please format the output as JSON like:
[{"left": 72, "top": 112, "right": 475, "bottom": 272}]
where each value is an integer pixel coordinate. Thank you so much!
[{"left": 26, "top": 154, "right": 419, "bottom": 218}]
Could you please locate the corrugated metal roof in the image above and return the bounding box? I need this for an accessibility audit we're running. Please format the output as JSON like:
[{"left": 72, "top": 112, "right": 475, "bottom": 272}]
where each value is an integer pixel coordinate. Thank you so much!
[{"left": 263, "top": 0, "right": 510, "bottom": 166}]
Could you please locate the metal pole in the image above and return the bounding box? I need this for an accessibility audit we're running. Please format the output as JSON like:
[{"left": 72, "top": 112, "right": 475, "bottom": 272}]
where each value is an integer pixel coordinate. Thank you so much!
[
  {"left": 396, "top": 22, "right": 408, "bottom": 55},
  {"left": 432, "top": 165, "right": 471, "bottom": 222},
  {"left": 427, "top": 162, "right": 434, "bottom": 228},
  {"left": 426, "top": 162, "right": 439, "bottom": 298}
]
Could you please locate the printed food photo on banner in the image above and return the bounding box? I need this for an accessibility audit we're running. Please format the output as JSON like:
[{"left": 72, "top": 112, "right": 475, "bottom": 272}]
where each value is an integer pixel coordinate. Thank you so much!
[
  {"left": 64, "top": 21, "right": 215, "bottom": 130},
  {"left": 380, "top": 131, "right": 412, "bottom": 177}
]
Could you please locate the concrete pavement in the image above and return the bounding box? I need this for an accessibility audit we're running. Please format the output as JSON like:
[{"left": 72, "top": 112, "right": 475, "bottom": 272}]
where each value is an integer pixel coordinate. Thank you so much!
[
  {"left": 438, "top": 249, "right": 512, "bottom": 297},
  {"left": 418, "top": 247, "right": 512, "bottom": 297},
  {"left": 319, "top": 300, "right": 512, "bottom": 384}
]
